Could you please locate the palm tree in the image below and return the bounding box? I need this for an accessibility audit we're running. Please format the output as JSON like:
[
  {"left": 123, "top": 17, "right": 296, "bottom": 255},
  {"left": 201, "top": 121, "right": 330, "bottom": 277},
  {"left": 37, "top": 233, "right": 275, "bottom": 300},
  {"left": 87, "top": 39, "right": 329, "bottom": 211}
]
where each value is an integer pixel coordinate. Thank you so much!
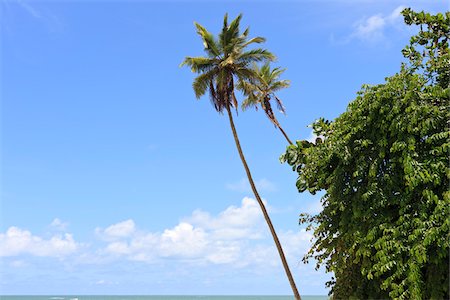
[
  {"left": 238, "top": 62, "right": 293, "bottom": 145},
  {"left": 181, "top": 14, "right": 301, "bottom": 300}
]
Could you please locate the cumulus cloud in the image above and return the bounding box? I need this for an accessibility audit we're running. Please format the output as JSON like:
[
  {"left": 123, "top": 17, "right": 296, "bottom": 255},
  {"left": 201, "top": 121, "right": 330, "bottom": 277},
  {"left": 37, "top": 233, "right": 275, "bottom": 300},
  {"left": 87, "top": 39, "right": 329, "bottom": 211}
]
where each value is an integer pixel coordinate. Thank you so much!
[
  {"left": 160, "top": 222, "right": 208, "bottom": 258},
  {"left": 353, "top": 14, "right": 386, "bottom": 42},
  {"left": 0, "top": 227, "right": 79, "bottom": 257},
  {"left": 97, "top": 219, "right": 136, "bottom": 240},
  {"left": 188, "top": 197, "right": 262, "bottom": 230},
  {"left": 226, "top": 178, "right": 276, "bottom": 193},
  {"left": 340, "top": 6, "right": 406, "bottom": 44},
  {"left": 0, "top": 198, "right": 315, "bottom": 272},
  {"left": 331, "top": 5, "right": 405, "bottom": 45},
  {"left": 96, "top": 197, "right": 313, "bottom": 268},
  {"left": 98, "top": 198, "right": 262, "bottom": 264}
]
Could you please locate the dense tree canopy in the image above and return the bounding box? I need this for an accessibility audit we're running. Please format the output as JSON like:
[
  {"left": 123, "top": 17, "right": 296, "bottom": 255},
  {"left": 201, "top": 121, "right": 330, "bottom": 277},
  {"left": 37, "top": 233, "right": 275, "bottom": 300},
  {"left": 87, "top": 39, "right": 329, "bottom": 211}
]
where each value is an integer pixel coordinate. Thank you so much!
[{"left": 281, "top": 9, "right": 449, "bottom": 299}]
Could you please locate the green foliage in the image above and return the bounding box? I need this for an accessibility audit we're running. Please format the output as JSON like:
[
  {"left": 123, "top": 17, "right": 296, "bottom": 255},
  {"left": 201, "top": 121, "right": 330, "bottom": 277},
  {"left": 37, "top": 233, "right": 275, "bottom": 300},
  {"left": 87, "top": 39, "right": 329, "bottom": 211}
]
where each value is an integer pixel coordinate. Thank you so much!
[
  {"left": 238, "top": 62, "right": 290, "bottom": 126},
  {"left": 402, "top": 9, "right": 450, "bottom": 88},
  {"left": 281, "top": 9, "right": 449, "bottom": 299}
]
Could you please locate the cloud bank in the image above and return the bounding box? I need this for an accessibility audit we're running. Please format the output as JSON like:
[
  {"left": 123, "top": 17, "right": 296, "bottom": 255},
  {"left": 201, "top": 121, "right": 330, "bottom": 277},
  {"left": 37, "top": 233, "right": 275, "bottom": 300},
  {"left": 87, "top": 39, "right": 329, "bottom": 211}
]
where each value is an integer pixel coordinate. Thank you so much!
[
  {"left": 0, "top": 227, "right": 79, "bottom": 257},
  {"left": 1, "top": 198, "right": 312, "bottom": 269}
]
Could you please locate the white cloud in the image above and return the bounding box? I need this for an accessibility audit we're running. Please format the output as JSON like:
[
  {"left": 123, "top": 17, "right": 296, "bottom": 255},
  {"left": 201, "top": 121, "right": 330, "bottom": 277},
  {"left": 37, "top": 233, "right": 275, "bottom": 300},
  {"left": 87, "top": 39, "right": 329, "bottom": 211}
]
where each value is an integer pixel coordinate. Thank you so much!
[
  {"left": 50, "top": 218, "right": 69, "bottom": 231},
  {"left": 186, "top": 197, "right": 264, "bottom": 240},
  {"left": 389, "top": 6, "right": 407, "bottom": 22},
  {"left": 205, "top": 241, "right": 241, "bottom": 264},
  {"left": 160, "top": 222, "right": 208, "bottom": 258},
  {"left": 105, "top": 242, "right": 131, "bottom": 255},
  {"left": 96, "top": 197, "right": 315, "bottom": 269},
  {"left": 100, "top": 198, "right": 263, "bottom": 264},
  {"left": 353, "top": 14, "right": 386, "bottom": 41},
  {"left": 99, "top": 219, "right": 136, "bottom": 239},
  {"left": 0, "top": 198, "right": 317, "bottom": 275},
  {"left": 0, "top": 227, "right": 79, "bottom": 257},
  {"left": 226, "top": 178, "right": 276, "bottom": 193},
  {"left": 346, "top": 5, "right": 406, "bottom": 44}
]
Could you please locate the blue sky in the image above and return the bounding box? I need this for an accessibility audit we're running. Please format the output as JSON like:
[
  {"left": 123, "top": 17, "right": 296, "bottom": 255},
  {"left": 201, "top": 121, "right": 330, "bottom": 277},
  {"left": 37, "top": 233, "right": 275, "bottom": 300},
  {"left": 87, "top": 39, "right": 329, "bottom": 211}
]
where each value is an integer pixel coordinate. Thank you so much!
[{"left": 0, "top": 0, "right": 446, "bottom": 295}]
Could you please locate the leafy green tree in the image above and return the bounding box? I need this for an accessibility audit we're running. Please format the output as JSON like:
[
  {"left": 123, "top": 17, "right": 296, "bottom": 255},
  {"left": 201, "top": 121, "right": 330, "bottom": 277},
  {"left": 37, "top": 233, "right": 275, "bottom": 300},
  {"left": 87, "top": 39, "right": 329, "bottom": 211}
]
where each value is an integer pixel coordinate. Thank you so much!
[
  {"left": 181, "top": 14, "right": 301, "bottom": 300},
  {"left": 281, "top": 9, "right": 449, "bottom": 299},
  {"left": 238, "top": 62, "right": 293, "bottom": 145}
]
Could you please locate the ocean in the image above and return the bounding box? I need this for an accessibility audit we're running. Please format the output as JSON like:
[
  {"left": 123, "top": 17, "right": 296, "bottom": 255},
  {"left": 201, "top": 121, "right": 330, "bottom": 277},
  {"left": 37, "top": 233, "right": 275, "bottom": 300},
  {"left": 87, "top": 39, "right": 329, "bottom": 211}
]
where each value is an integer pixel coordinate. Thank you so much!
[{"left": 0, "top": 297, "right": 329, "bottom": 300}]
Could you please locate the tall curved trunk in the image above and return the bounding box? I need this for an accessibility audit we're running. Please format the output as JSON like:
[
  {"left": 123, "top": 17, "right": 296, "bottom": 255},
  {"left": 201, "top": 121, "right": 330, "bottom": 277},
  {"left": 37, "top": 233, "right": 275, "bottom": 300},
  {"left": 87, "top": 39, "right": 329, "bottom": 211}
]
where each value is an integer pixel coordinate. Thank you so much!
[
  {"left": 225, "top": 104, "right": 301, "bottom": 300},
  {"left": 275, "top": 121, "right": 293, "bottom": 145}
]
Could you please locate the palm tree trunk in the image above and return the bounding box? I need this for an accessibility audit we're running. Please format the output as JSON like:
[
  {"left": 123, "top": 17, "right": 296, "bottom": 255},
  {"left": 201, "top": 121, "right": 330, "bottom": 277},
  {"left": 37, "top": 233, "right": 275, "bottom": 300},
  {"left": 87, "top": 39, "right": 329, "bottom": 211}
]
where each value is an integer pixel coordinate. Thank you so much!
[
  {"left": 276, "top": 123, "right": 294, "bottom": 145},
  {"left": 225, "top": 104, "right": 301, "bottom": 300}
]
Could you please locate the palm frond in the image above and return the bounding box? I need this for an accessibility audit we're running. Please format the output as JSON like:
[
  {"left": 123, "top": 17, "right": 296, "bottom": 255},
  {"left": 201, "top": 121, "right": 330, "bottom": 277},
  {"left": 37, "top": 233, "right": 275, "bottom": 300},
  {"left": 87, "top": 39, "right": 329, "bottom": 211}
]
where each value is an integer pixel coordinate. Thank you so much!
[
  {"left": 237, "top": 49, "right": 275, "bottom": 66},
  {"left": 216, "top": 68, "right": 228, "bottom": 94},
  {"left": 226, "top": 14, "right": 243, "bottom": 45},
  {"left": 240, "top": 62, "right": 290, "bottom": 123},
  {"left": 180, "top": 56, "right": 217, "bottom": 73},
  {"left": 182, "top": 13, "right": 276, "bottom": 116},
  {"left": 270, "top": 79, "right": 290, "bottom": 92},
  {"left": 221, "top": 14, "right": 245, "bottom": 56},
  {"left": 237, "top": 79, "right": 258, "bottom": 95},
  {"left": 269, "top": 67, "right": 285, "bottom": 80},
  {"left": 240, "top": 36, "right": 266, "bottom": 48},
  {"left": 194, "top": 22, "right": 220, "bottom": 57},
  {"left": 234, "top": 66, "right": 258, "bottom": 82},
  {"left": 223, "top": 13, "right": 228, "bottom": 30},
  {"left": 241, "top": 94, "right": 259, "bottom": 111},
  {"left": 241, "top": 27, "right": 250, "bottom": 39},
  {"left": 274, "top": 96, "right": 286, "bottom": 114},
  {"left": 238, "top": 79, "right": 262, "bottom": 111},
  {"left": 209, "top": 81, "right": 224, "bottom": 113},
  {"left": 193, "top": 70, "right": 217, "bottom": 99},
  {"left": 209, "top": 80, "right": 220, "bottom": 112},
  {"left": 219, "top": 13, "right": 231, "bottom": 55},
  {"left": 231, "top": 90, "right": 238, "bottom": 112}
]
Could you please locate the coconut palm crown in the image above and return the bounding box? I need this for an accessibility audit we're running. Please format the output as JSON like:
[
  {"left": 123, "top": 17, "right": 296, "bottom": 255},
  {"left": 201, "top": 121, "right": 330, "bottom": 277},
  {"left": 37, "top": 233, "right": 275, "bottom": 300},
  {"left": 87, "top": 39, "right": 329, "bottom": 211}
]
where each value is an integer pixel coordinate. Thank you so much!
[
  {"left": 238, "top": 62, "right": 293, "bottom": 144},
  {"left": 181, "top": 13, "right": 275, "bottom": 113}
]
